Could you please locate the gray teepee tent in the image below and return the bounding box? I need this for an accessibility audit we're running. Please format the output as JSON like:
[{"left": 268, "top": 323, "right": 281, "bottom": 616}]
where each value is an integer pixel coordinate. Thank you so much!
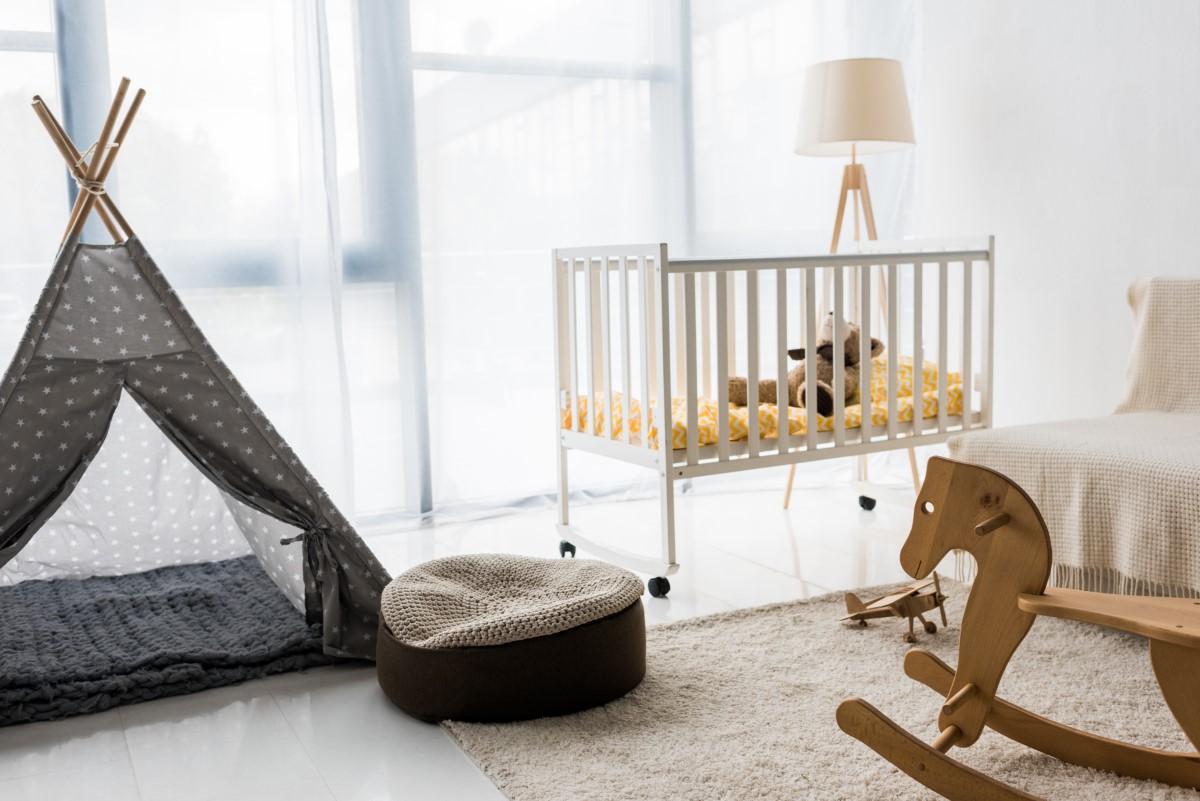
[{"left": 0, "top": 79, "right": 389, "bottom": 660}]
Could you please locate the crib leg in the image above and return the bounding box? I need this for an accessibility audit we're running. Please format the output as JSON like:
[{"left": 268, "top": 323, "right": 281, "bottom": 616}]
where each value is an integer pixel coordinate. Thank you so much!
[
  {"left": 908, "top": 448, "right": 921, "bottom": 492},
  {"left": 659, "top": 468, "right": 676, "bottom": 576},
  {"left": 557, "top": 441, "right": 570, "bottom": 527}
]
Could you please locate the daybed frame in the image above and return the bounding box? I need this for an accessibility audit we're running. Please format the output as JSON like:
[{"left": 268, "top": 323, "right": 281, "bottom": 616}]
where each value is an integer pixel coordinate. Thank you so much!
[{"left": 552, "top": 238, "right": 995, "bottom": 593}]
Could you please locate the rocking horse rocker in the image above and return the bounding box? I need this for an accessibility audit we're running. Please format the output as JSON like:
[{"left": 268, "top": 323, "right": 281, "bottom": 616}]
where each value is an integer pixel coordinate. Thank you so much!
[{"left": 838, "top": 456, "right": 1200, "bottom": 800}]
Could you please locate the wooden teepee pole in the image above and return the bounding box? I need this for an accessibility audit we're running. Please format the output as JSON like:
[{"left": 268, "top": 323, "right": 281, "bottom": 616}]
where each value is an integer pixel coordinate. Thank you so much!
[
  {"left": 65, "top": 78, "right": 129, "bottom": 242},
  {"left": 33, "top": 79, "right": 144, "bottom": 245}
]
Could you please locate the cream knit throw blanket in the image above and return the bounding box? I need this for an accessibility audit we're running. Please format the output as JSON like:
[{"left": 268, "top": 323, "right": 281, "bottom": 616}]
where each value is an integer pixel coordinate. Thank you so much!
[
  {"left": 951, "top": 413, "right": 1200, "bottom": 595},
  {"left": 1116, "top": 277, "right": 1200, "bottom": 414},
  {"left": 951, "top": 277, "right": 1200, "bottom": 595},
  {"left": 381, "top": 554, "right": 644, "bottom": 649}
]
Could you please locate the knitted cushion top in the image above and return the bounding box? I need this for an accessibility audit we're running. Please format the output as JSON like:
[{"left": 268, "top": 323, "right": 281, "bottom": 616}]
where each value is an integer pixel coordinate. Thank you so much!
[{"left": 380, "top": 554, "right": 644, "bottom": 649}]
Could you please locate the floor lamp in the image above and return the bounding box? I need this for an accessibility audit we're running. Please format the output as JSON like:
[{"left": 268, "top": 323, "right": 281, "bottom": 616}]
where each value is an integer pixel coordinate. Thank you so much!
[{"left": 783, "top": 57, "right": 918, "bottom": 508}]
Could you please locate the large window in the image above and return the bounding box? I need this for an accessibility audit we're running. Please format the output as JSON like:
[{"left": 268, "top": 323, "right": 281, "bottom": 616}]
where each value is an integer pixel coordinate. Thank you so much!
[{"left": 2, "top": 0, "right": 918, "bottom": 526}]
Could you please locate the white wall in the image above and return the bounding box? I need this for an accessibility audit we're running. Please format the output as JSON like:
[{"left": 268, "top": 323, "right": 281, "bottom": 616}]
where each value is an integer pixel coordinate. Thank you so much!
[{"left": 918, "top": 1, "right": 1200, "bottom": 426}]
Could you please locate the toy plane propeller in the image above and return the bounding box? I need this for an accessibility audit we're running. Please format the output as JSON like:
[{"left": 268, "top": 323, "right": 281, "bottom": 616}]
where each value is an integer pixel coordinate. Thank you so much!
[{"left": 841, "top": 572, "right": 948, "bottom": 643}]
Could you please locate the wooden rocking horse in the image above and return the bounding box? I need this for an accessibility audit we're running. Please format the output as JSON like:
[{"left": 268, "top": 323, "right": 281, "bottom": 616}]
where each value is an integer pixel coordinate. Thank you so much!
[{"left": 838, "top": 456, "right": 1200, "bottom": 800}]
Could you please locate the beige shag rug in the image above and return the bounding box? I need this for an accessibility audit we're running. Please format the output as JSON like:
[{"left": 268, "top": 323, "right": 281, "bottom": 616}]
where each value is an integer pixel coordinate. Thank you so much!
[{"left": 443, "top": 582, "right": 1200, "bottom": 800}]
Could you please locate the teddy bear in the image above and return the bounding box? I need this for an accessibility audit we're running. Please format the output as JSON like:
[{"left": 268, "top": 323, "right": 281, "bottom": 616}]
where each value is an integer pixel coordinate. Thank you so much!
[{"left": 727, "top": 314, "right": 884, "bottom": 416}]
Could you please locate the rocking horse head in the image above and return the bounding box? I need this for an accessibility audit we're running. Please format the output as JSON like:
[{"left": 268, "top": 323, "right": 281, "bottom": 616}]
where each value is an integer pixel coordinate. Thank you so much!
[{"left": 900, "top": 456, "right": 1052, "bottom": 587}]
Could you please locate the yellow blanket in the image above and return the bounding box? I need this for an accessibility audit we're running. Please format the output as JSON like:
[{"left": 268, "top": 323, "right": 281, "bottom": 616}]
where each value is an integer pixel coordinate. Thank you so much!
[{"left": 562, "top": 355, "right": 963, "bottom": 450}]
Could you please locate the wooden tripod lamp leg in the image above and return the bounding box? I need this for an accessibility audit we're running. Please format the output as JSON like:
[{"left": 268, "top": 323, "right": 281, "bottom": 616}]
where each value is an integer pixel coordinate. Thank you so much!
[
  {"left": 829, "top": 164, "right": 853, "bottom": 255},
  {"left": 785, "top": 160, "right": 923, "bottom": 506},
  {"left": 783, "top": 462, "right": 797, "bottom": 509},
  {"left": 856, "top": 163, "right": 922, "bottom": 494},
  {"left": 856, "top": 163, "right": 878, "bottom": 240},
  {"left": 786, "top": 163, "right": 853, "bottom": 509}
]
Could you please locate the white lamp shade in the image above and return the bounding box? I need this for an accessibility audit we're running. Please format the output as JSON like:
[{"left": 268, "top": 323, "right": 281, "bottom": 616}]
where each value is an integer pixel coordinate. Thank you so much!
[{"left": 795, "top": 58, "right": 915, "bottom": 157}]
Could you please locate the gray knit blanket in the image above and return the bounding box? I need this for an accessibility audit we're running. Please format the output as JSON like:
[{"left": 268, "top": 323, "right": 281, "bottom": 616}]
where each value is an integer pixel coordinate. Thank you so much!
[{"left": 0, "top": 556, "right": 336, "bottom": 726}]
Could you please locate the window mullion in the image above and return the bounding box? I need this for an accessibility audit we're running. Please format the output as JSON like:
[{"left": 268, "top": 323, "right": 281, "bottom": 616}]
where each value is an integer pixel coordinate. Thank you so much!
[{"left": 51, "top": 0, "right": 114, "bottom": 244}]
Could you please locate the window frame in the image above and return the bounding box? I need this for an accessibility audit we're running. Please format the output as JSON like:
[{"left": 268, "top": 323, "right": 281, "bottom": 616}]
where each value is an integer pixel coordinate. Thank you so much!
[{"left": 10, "top": 0, "right": 702, "bottom": 521}]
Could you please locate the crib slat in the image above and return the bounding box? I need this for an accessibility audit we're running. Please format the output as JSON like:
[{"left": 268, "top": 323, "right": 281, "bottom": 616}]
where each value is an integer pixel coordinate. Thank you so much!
[
  {"left": 725, "top": 273, "right": 737, "bottom": 376},
  {"left": 912, "top": 262, "right": 924, "bottom": 438},
  {"left": 937, "top": 260, "right": 948, "bottom": 433},
  {"left": 685, "top": 274, "right": 699, "bottom": 465},
  {"left": 641, "top": 256, "right": 655, "bottom": 447},
  {"left": 716, "top": 274, "right": 730, "bottom": 462},
  {"left": 861, "top": 264, "right": 873, "bottom": 445},
  {"left": 747, "top": 270, "right": 760, "bottom": 458},
  {"left": 805, "top": 268, "right": 818, "bottom": 451},
  {"left": 654, "top": 247, "right": 674, "bottom": 462},
  {"left": 584, "top": 259, "right": 599, "bottom": 434},
  {"left": 674, "top": 273, "right": 686, "bottom": 397},
  {"left": 601, "top": 257, "right": 614, "bottom": 439},
  {"left": 961, "top": 259, "right": 974, "bottom": 431},
  {"left": 887, "top": 263, "right": 898, "bottom": 440},
  {"left": 619, "top": 256, "right": 632, "bottom": 444},
  {"left": 775, "top": 269, "right": 789, "bottom": 455},
  {"left": 700, "top": 273, "right": 712, "bottom": 398},
  {"left": 553, "top": 253, "right": 570, "bottom": 525},
  {"left": 567, "top": 257, "right": 581, "bottom": 433},
  {"left": 833, "top": 267, "right": 845, "bottom": 447}
]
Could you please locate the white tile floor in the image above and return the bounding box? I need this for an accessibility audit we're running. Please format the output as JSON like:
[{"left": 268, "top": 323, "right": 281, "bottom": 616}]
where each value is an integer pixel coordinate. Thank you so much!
[{"left": 0, "top": 481, "right": 933, "bottom": 801}]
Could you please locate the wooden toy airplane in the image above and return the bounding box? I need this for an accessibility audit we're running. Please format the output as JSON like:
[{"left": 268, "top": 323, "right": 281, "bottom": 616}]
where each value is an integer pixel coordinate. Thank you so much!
[{"left": 841, "top": 572, "right": 948, "bottom": 643}]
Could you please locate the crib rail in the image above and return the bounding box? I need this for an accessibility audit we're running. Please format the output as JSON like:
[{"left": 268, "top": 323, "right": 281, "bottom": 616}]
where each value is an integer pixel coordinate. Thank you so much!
[{"left": 553, "top": 238, "right": 995, "bottom": 479}]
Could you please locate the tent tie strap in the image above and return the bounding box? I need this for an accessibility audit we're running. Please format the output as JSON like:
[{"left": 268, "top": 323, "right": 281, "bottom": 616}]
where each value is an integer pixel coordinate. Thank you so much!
[{"left": 280, "top": 525, "right": 329, "bottom": 546}]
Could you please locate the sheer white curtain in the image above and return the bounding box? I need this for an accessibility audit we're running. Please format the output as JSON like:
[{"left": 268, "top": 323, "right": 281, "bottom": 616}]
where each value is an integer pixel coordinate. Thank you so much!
[
  {"left": 405, "top": 0, "right": 922, "bottom": 512},
  {"left": 102, "top": 0, "right": 360, "bottom": 513},
  {"left": 0, "top": 0, "right": 920, "bottom": 534}
]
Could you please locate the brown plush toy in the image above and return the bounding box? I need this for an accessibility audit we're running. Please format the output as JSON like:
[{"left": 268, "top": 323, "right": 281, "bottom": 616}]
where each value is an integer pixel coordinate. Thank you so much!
[{"left": 727, "top": 314, "right": 884, "bottom": 416}]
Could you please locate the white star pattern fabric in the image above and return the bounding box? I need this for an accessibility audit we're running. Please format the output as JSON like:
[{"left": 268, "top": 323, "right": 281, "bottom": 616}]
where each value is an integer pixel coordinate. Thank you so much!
[
  {"left": 0, "top": 391, "right": 253, "bottom": 585},
  {"left": 0, "top": 238, "right": 390, "bottom": 658}
]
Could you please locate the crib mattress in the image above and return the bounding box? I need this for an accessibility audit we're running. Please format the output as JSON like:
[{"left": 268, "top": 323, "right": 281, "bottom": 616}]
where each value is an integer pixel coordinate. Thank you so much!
[{"left": 561, "top": 356, "right": 964, "bottom": 451}]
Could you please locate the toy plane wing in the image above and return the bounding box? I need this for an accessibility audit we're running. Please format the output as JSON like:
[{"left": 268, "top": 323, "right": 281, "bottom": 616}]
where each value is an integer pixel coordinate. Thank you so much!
[{"left": 840, "top": 578, "right": 937, "bottom": 621}]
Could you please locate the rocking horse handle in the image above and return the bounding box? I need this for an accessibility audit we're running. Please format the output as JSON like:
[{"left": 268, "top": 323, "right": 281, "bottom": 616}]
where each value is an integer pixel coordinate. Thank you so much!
[{"left": 974, "top": 512, "right": 1011, "bottom": 536}]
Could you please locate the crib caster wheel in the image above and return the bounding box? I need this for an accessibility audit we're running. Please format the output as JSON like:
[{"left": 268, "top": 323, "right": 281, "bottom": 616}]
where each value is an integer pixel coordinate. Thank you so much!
[
  {"left": 648, "top": 577, "right": 671, "bottom": 598},
  {"left": 858, "top": 495, "right": 877, "bottom": 511},
  {"left": 903, "top": 632, "right": 917, "bottom": 644},
  {"left": 559, "top": 540, "right": 576, "bottom": 558},
  {"left": 923, "top": 620, "right": 938, "bottom": 634},
  {"left": 858, "top": 620, "right": 868, "bottom": 628}
]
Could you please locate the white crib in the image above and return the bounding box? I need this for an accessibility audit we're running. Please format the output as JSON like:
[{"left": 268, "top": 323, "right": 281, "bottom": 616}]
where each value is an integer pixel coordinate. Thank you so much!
[{"left": 553, "top": 238, "right": 995, "bottom": 596}]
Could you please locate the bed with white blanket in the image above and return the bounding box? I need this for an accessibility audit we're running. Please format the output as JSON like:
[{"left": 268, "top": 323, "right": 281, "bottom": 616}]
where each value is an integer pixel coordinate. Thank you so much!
[{"left": 950, "top": 277, "right": 1200, "bottom": 596}]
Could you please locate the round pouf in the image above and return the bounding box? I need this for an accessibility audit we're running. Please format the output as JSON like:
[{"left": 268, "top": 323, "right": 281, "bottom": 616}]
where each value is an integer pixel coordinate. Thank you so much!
[{"left": 376, "top": 554, "right": 646, "bottom": 723}]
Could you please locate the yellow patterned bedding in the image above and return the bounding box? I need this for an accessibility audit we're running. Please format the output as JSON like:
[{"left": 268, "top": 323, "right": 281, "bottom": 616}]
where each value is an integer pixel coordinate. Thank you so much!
[{"left": 561, "top": 355, "right": 964, "bottom": 451}]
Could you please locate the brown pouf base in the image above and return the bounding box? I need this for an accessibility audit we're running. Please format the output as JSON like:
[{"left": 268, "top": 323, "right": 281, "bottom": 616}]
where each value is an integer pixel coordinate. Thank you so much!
[{"left": 377, "top": 598, "right": 646, "bottom": 723}]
